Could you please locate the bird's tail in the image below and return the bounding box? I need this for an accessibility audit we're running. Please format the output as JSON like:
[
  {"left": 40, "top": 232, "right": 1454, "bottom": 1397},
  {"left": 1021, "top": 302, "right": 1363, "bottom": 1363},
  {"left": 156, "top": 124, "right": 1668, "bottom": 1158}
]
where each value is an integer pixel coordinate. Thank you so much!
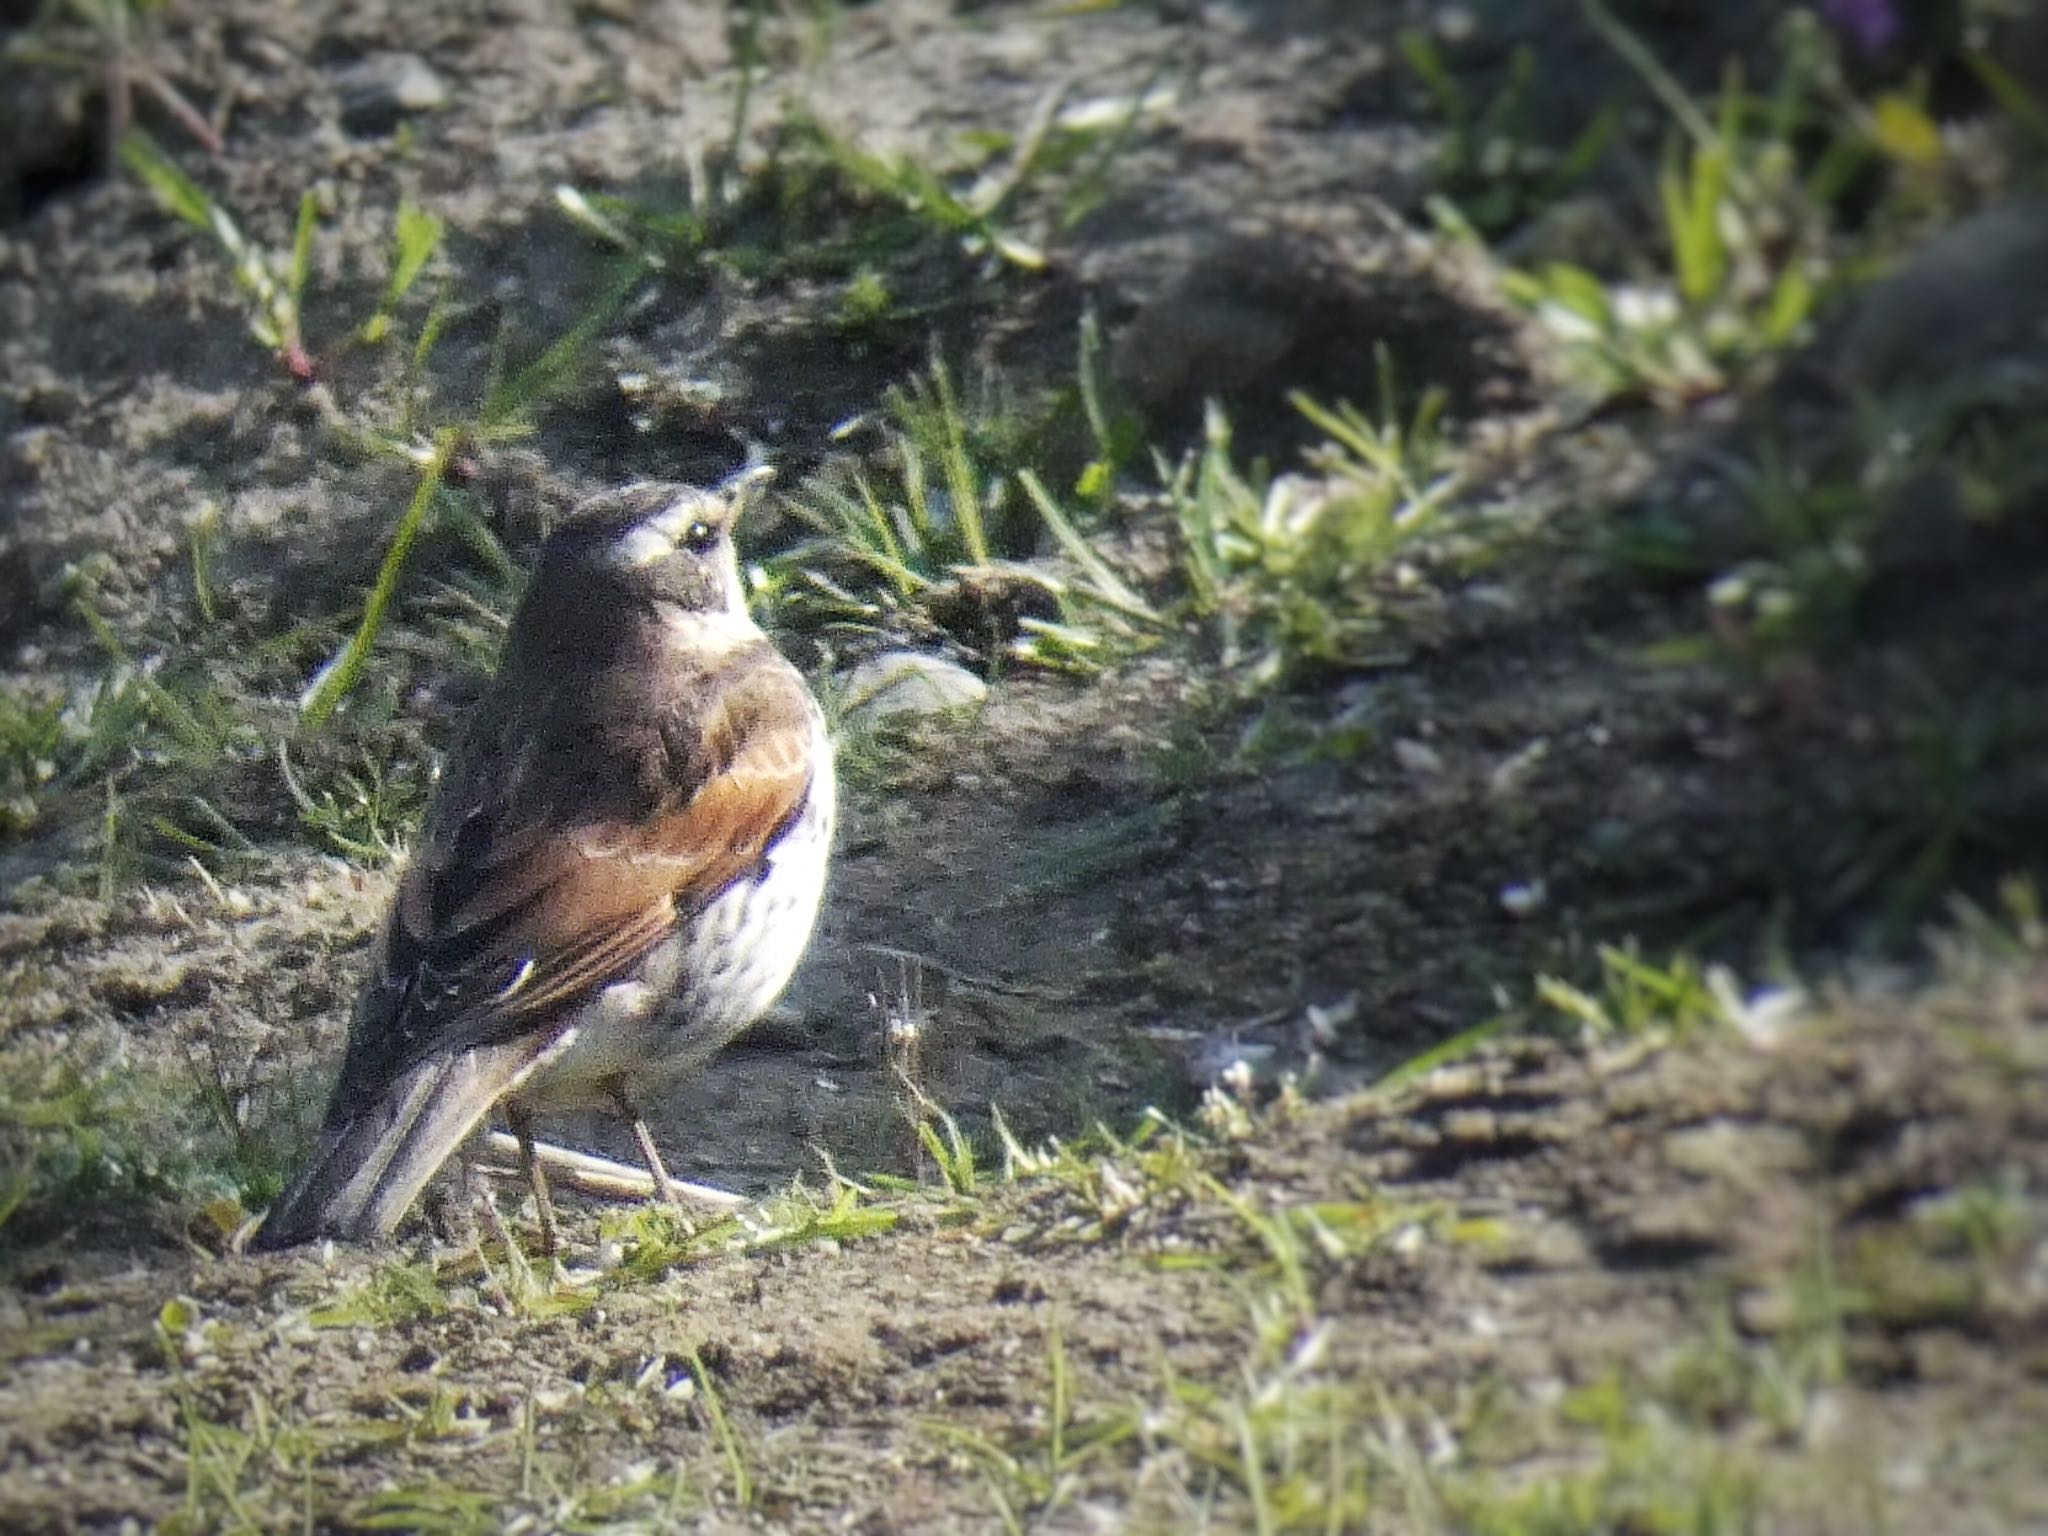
[{"left": 250, "top": 1032, "right": 574, "bottom": 1251}]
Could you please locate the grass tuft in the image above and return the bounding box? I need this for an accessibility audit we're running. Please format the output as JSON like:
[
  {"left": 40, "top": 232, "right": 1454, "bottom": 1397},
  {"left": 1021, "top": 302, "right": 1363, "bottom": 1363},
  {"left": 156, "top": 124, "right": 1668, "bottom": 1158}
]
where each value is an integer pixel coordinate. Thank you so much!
[{"left": 1158, "top": 359, "right": 1453, "bottom": 684}]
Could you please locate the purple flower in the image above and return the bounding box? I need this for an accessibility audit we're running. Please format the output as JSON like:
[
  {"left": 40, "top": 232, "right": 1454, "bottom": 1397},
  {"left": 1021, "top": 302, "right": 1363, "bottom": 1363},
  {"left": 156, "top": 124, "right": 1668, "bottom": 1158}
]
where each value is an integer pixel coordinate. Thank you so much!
[{"left": 1821, "top": 0, "right": 1902, "bottom": 54}]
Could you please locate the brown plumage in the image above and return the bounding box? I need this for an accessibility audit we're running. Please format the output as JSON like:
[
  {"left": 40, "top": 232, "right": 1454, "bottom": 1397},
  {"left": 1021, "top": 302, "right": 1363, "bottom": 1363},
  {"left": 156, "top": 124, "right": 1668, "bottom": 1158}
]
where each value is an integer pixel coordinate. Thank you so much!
[{"left": 253, "top": 473, "right": 835, "bottom": 1250}]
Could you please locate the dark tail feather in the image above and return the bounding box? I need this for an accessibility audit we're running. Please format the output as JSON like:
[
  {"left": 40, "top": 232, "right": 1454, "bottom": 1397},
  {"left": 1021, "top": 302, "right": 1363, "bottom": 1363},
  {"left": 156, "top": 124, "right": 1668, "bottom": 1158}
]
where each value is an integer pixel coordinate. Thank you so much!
[{"left": 251, "top": 1032, "right": 574, "bottom": 1251}]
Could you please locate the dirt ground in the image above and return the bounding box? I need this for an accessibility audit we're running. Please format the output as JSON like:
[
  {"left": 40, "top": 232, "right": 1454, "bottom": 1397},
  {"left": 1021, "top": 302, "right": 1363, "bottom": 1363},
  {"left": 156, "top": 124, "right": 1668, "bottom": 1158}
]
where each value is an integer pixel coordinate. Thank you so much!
[
  {"left": 3, "top": 959, "right": 2046, "bottom": 1532},
  {"left": 2, "top": 0, "right": 2047, "bottom": 1530}
]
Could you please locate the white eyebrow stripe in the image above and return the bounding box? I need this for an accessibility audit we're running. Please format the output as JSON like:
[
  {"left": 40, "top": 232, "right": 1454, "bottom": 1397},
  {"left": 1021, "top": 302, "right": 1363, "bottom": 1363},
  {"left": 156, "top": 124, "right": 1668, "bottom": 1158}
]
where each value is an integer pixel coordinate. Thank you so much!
[{"left": 616, "top": 524, "right": 675, "bottom": 567}]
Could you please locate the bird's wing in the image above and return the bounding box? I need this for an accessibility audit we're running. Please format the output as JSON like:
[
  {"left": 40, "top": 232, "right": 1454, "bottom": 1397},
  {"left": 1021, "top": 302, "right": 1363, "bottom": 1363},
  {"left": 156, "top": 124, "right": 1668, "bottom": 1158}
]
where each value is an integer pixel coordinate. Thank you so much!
[{"left": 363, "top": 657, "right": 819, "bottom": 1085}]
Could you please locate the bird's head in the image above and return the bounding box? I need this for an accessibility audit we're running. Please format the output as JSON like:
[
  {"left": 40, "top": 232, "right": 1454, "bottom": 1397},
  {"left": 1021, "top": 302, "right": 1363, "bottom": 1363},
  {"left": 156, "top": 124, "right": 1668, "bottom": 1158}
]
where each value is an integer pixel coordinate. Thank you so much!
[
  {"left": 534, "top": 468, "right": 773, "bottom": 618},
  {"left": 503, "top": 469, "right": 774, "bottom": 673}
]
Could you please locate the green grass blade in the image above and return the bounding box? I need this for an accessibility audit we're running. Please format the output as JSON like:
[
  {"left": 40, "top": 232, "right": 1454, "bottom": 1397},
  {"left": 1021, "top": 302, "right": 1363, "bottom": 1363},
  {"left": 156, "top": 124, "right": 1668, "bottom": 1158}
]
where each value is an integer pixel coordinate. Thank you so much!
[
  {"left": 1018, "top": 470, "right": 1158, "bottom": 623},
  {"left": 285, "top": 190, "right": 318, "bottom": 314},
  {"left": 1660, "top": 141, "right": 1729, "bottom": 308},
  {"left": 853, "top": 477, "right": 915, "bottom": 580},
  {"left": 1535, "top": 262, "right": 1616, "bottom": 329},
  {"left": 1375, "top": 1011, "right": 1515, "bottom": 1087},
  {"left": 929, "top": 364, "right": 990, "bottom": 565},
  {"left": 1763, "top": 265, "right": 1814, "bottom": 346},
  {"left": 72, "top": 599, "right": 220, "bottom": 758},
  {"left": 1076, "top": 309, "right": 1125, "bottom": 494},
  {"left": 117, "top": 130, "right": 215, "bottom": 230},
  {"left": 299, "top": 434, "right": 453, "bottom": 723},
  {"left": 1551, "top": 103, "right": 1621, "bottom": 189},
  {"left": 1580, "top": 0, "right": 1720, "bottom": 157},
  {"left": 1291, "top": 392, "right": 1388, "bottom": 477},
  {"left": 480, "top": 265, "right": 640, "bottom": 432},
  {"left": 687, "top": 1349, "right": 753, "bottom": 1507},
  {"left": 389, "top": 201, "right": 444, "bottom": 299},
  {"left": 1966, "top": 51, "right": 2048, "bottom": 149},
  {"left": 1395, "top": 28, "right": 1465, "bottom": 127},
  {"left": 1056, "top": 66, "right": 1162, "bottom": 230},
  {"left": 361, "top": 200, "right": 445, "bottom": 343}
]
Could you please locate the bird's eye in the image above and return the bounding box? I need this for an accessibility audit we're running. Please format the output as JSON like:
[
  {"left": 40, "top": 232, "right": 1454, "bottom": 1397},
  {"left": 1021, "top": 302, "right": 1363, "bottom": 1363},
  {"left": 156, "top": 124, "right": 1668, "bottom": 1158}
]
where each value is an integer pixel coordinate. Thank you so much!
[{"left": 682, "top": 521, "right": 719, "bottom": 553}]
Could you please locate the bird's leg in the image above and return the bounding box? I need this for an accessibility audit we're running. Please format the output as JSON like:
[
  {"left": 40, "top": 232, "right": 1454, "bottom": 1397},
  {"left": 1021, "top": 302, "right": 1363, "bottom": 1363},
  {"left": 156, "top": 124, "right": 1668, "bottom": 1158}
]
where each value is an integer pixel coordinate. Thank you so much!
[
  {"left": 506, "top": 1102, "right": 560, "bottom": 1257},
  {"left": 610, "top": 1085, "right": 683, "bottom": 1207}
]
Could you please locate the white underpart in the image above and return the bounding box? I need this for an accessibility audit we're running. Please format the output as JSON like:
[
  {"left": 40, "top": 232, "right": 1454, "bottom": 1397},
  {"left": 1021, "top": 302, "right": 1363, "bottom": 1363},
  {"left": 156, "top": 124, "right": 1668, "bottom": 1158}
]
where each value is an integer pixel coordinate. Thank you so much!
[{"left": 661, "top": 607, "right": 762, "bottom": 657}]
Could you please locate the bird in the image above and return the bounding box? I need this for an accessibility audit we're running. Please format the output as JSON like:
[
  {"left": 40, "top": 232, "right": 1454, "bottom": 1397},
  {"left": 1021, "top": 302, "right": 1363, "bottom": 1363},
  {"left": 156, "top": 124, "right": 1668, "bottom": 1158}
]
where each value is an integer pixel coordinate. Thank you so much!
[{"left": 252, "top": 469, "right": 835, "bottom": 1252}]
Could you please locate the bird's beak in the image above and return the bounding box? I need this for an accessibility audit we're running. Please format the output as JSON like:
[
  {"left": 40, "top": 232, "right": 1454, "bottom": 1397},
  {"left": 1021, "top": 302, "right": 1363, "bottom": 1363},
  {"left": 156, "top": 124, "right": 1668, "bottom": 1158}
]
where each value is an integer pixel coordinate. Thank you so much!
[{"left": 721, "top": 463, "right": 776, "bottom": 526}]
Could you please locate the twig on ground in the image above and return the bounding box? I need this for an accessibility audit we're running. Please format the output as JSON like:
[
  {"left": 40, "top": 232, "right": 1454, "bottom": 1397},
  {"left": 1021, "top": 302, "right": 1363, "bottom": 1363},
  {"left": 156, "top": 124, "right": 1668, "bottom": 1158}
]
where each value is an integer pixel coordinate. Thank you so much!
[{"left": 475, "top": 1131, "right": 746, "bottom": 1207}]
